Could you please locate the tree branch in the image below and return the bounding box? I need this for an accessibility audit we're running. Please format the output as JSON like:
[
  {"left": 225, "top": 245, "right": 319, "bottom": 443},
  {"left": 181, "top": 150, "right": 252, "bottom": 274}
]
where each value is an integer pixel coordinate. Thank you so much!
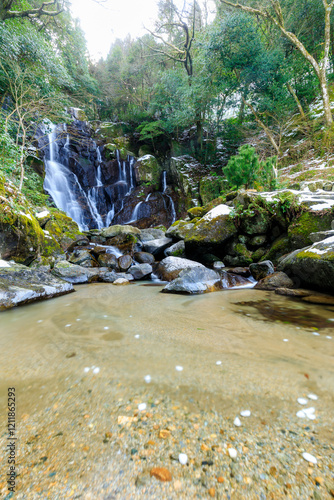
[{"left": 3, "top": 0, "right": 64, "bottom": 20}]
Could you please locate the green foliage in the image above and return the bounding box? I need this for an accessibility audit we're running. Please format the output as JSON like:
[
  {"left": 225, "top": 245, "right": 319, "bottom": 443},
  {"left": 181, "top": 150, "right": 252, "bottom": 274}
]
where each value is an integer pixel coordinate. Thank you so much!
[{"left": 223, "top": 145, "right": 260, "bottom": 189}]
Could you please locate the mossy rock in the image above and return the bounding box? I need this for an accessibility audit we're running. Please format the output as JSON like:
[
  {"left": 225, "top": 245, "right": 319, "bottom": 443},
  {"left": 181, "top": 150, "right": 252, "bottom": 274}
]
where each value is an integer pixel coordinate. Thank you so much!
[
  {"left": 240, "top": 210, "right": 271, "bottom": 236},
  {"left": 261, "top": 236, "right": 291, "bottom": 265},
  {"left": 0, "top": 207, "right": 45, "bottom": 265},
  {"left": 98, "top": 122, "right": 129, "bottom": 141},
  {"left": 184, "top": 213, "right": 238, "bottom": 260},
  {"left": 44, "top": 210, "right": 82, "bottom": 250},
  {"left": 278, "top": 239, "right": 334, "bottom": 292},
  {"left": 135, "top": 155, "right": 163, "bottom": 190},
  {"left": 252, "top": 247, "right": 267, "bottom": 262},
  {"left": 288, "top": 211, "right": 333, "bottom": 249},
  {"left": 187, "top": 207, "right": 206, "bottom": 220},
  {"left": 165, "top": 220, "right": 196, "bottom": 240}
]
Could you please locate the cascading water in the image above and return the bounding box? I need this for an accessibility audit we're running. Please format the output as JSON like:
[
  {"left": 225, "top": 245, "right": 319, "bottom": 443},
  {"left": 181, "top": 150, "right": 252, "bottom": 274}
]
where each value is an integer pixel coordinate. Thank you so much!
[{"left": 162, "top": 171, "right": 177, "bottom": 224}]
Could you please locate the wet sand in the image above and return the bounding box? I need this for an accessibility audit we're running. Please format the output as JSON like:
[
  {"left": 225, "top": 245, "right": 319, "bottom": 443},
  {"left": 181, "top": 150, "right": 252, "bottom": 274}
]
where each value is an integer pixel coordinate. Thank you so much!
[{"left": 0, "top": 284, "right": 333, "bottom": 498}]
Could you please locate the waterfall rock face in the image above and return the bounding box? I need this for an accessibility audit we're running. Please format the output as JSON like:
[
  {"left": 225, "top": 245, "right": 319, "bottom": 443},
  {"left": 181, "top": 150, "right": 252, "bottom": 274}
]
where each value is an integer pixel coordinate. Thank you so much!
[{"left": 38, "top": 121, "right": 178, "bottom": 231}]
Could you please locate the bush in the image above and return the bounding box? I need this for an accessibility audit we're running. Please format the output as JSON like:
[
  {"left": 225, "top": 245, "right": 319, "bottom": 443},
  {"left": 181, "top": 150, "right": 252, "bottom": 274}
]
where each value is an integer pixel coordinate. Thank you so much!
[{"left": 223, "top": 145, "right": 277, "bottom": 190}]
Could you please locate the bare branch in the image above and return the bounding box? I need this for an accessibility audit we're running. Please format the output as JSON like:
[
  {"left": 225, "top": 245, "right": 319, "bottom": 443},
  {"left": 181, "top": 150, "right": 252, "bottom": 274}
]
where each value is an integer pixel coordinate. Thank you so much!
[{"left": 3, "top": 0, "right": 64, "bottom": 20}]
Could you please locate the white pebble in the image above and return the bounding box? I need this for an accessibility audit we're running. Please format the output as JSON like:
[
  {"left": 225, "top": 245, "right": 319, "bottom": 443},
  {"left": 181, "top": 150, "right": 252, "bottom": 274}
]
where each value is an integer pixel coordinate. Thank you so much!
[
  {"left": 138, "top": 403, "right": 147, "bottom": 411},
  {"left": 37, "top": 320, "right": 43, "bottom": 323},
  {"left": 228, "top": 448, "right": 237, "bottom": 458},
  {"left": 297, "top": 398, "right": 308, "bottom": 405},
  {"left": 216, "top": 361, "right": 222, "bottom": 365},
  {"left": 304, "top": 407, "right": 315, "bottom": 416},
  {"left": 178, "top": 453, "right": 188, "bottom": 465},
  {"left": 308, "top": 394, "right": 318, "bottom": 401},
  {"left": 302, "top": 452, "right": 317, "bottom": 464},
  {"left": 84, "top": 367, "right": 90, "bottom": 373},
  {"left": 296, "top": 410, "right": 306, "bottom": 418},
  {"left": 103, "top": 315, "right": 108, "bottom": 318},
  {"left": 234, "top": 417, "right": 241, "bottom": 427},
  {"left": 283, "top": 339, "right": 289, "bottom": 342},
  {"left": 93, "top": 367, "right": 100, "bottom": 374},
  {"left": 240, "top": 410, "right": 251, "bottom": 417},
  {"left": 175, "top": 366, "right": 183, "bottom": 372},
  {"left": 65, "top": 324, "right": 72, "bottom": 328},
  {"left": 326, "top": 336, "right": 332, "bottom": 339},
  {"left": 76, "top": 318, "right": 81, "bottom": 322},
  {"left": 312, "top": 332, "right": 320, "bottom": 336},
  {"left": 129, "top": 315, "right": 133, "bottom": 318},
  {"left": 134, "top": 335, "right": 140, "bottom": 339},
  {"left": 104, "top": 327, "right": 109, "bottom": 330},
  {"left": 144, "top": 375, "right": 151, "bottom": 384}
]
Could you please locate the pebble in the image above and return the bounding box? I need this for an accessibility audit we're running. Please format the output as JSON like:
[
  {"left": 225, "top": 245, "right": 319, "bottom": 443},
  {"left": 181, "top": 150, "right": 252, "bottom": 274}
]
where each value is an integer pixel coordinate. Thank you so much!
[
  {"left": 93, "top": 367, "right": 100, "bottom": 374},
  {"left": 326, "top": 336, "right": 332, "bottom": 339},
  {"left": 228, "top": 448, "right": 237, "bottom": 459},
  {"left": 134, "top": 335, "right": 140, "bottom": 339},
  {"left": 283, "top": 339, "right": 289, "bottom": 342},
  {"left": 37, "top": 320, "right": 43, "bottom": 323},
  {"left": 297, "top": 398, "right": 308, "bottom": 405},
  {"left": 216, "top": 361, "right": 222, "bottom": 365},
  {"left": 144, "top": 375, "right": 151, "bottom": 384},
  {"left": 104, "top": 327, "right": 109, "bottom": 330},
  {"left": 312, "top": 332, "right": 320, "bottom": 336},
  {"left": 240, "top": 410, "right": 251, "bottom": 417},
  {"left": 84, "top": 367, "right": 90, "bottom": 373},
  {"left": 302, "top": 452, "right": 317, "bottom": 464},
  {"left": 234, "top": 417, "right": 241, "bottom": 427},
  {"left": 138, "top": 403, "right": 147, "bottom": 411},
  {"left": 150, "top": 467, "right": 172, "bottom": 482},
  {"left": 65, "top": 324, "right": 72, "bottom": 328},
  {"left": 175, "top": 366, "right": 183, "bottom": 372},
  {"left": 178, "top": 453, "right": 188, "bottom": 465},
  {"left": 308, "top": 394, "right": 318, "bottom": 401},
  {"left": 76, "top": 318, "right": 81, "bottom": 322}
]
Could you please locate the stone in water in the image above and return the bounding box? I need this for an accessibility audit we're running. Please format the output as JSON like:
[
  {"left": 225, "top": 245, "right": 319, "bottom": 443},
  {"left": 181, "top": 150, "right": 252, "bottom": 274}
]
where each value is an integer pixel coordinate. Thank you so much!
[
  {"left": 175, "top": 366, "right": 183, "bottom": 372},
  {"left": 93, "top": 367, "right": 100, "bottom": 374},
  {"left": 216, "top": 361, "right": 222, "bottom": 365},
  {"left": 84, "top": 367, "right": 90, "bottom": 373},
  {"left": 308, "top": 394, "right": 318, "bottom": 401},
  {"left": 302, "top": 452, "right": 317, "bottom": 464},
  {"left": 240, "top": 410, "right": 251, "bottom": 417},
  {"left": 234, "top": 417, "right": 241, "bottom": 427},
  {"left": 178, "top": 453, "right": 188, "bottom": 465},
  {"left": 138, "top": 403, "right": 147, "bottom": 411},
  {"left": 283, "top": 339, "right": 289, "bottom": 342},
  {"left": 144, "top": 375, "right": 151, "bottom": 384},
  {"left": 297, "top": 398, "right": 308, "bottom": 405},
  {"left": 135, "top": 335, "right": 140, "bottom": 339},
  {"left": 228, "top": 448, "right": 237, "bottom": 458}
]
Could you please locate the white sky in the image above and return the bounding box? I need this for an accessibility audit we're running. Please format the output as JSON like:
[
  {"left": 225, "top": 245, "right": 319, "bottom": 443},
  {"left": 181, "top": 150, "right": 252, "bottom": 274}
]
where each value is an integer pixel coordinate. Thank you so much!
[{"left": 69, "top": 0, "right": 216, "bottom": 61}]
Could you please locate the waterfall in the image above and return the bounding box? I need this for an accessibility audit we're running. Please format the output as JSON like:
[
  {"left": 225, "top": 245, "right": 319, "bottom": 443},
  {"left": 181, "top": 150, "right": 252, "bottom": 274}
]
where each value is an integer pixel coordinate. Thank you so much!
[
  {"left": 129, "top": 201, "right": 143, "bottom": 223},
  {"left": 44, "top": 125, "right": 91, "bottom": 231},
  {"left": 161, "top": 171, "right": 176, "bottom": 224},
  {"left": 96, "top": 145, "right": 103, "bottom": 187}
]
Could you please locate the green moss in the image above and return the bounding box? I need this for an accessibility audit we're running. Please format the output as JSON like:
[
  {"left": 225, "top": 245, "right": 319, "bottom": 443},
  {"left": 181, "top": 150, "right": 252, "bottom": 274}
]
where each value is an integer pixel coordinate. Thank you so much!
[
  {"left": 187, "top": 207, "right": 206, "bottom": 219},
  {"left": 262, "top": 236, "right": 291, "bottom": 264},
  {"left": 135, "top": 155, "right": 162, "bottom": 190},
  {"left": 288, "top": 211, "right": 333, "bottom": 249},
  {"left": 199, "top": 176, "right": 225, "bottom": 205},
  {"left": 44, "top": 210, "right": 82, "bottom": 250},
  {"left": 234, "top": 242, "right": 253, "bottom": 264}
]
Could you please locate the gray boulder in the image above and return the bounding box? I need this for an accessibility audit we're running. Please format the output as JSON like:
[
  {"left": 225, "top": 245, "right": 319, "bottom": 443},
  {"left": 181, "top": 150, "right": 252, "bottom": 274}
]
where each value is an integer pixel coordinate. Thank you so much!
[
  {"left": 118, "top": 254, "right": 133, "bottom": 271},
  {"left": 309, "top": 230, "right": 334, "bottom": 243},
  {"left": 0, "top": 261, "right": 73, "bottom": 311},
  {"left": 134, "top": 251, "right": 155, "bottom": 264},
  {"left": 129, "top": 264, "right": 153, "bottom": 280},
  {"left": 249, "top": 260, "right": 275, "bottom": 281},
  {"left": 139, "top": 228, "right": 165, "bottom": 242},
  {"left": 155, "top": 256, "right": 204, "bottom": 281},
  {"left": 97, "top": 253, "right": 117, "bottom": 269},
  {"left": 142, "top": 238, "right": 173, "bottom": 257},
  {"left": 254, "top": 272, "right": 294, "bottom": 290},
  {"left": 68, "top": 249, "right": 99, "bottom": 268},
  {"left": 52, "top": 261, "right": 100, "bottom": 284},
  {"left": 164, "top": 240, "right": 186, "bottom": 258},
  {"left": 98, "top": 269, "right": 134, "bottom": 283},
  {"left": 162, "top": 267, "right": 222, "bottom": 294}
]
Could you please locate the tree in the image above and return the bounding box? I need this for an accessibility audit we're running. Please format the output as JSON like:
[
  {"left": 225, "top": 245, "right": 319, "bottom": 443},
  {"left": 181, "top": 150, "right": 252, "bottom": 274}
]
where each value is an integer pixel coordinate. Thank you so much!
[
  {"left": 0, "top": 1, "right": 64, "bottom": 21},
  {"left": 219, "top": 0, "right": 334, "bottom": 127}
]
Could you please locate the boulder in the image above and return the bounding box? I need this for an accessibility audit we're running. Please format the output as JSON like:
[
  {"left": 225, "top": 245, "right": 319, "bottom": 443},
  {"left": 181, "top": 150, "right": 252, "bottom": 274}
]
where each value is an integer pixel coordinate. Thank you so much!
[
  {"left": 155, "top": 256, "right": 204, "bottom": 281},
  {"left": 309, "top": 230, "right": 334, "bottom": 243},
  {"left": 97, "top": 253, "right": 118, "bottom": 269},
  {"left": 277, "top": 236, "right": 334, "bottom": 292},
  {"left": 254, "top": 272, "right": 294, "bottom": 290},
  {"left": 101, "top": 224, "right": 140, "bottom": 239},
  {"left": 134, "top": 155, "right": 163, "bottom": 190},
  {"left": 105, "top": 233, "right": 137, "bottom": 255},
  {"left": 66, "top": 237, "right": 90, "bottom": 253},
  {"left": 0, "top": 262, "right": 73, "bottom": 311},
  {"left": 288, "top": 212, "right": 333, "bottom": 249},
  {"left": 68, "top": 249, "right": 99, "bottom": 268},
  {"left": 162, "top": 267, "right": 222, "bottom": 295},
  {"left": 52, "top": 261, "right": 100, "bottom": 284},
  {"left": 43, "top": 210, "right": 83, "bottom": 250},
  {"left": 134, "top": 251, "right": 155, "bottom": 264},
  {"left": 118, "top": 255, "right": 133, "bottom": 272},
  {"left": 164, "top": 240, "right": 186, "bottom": 258},
  {"left": 113, "top": 278, "right": 130, "bottom": 286},
  {"left": 142, "top": 238, "right": 173, "bottom": 257},
  {"left": 128, "top": 263, "right": 153, "bottom": 280},
  {"left": 184, "top": 205, "right": 237, "bottom": 259},
  {"left": 249, "top": 261, "right": 275, "bottom": 281},
  {"left": 98, "top": 269, "right": 134, "bottom": 283},
  {"left": 165, "top": 220, "right": 195, "bottom": 240},
  {"left": 139, "top": 228, "right": 166, "bottom": 242}
]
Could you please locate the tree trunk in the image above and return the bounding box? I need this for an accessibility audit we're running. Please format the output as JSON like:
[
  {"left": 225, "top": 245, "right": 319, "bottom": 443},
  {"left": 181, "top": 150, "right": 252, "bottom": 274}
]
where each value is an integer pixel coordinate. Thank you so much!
[
  {"left": 286, "top": 82, "right": 306, "bottom": 119},
  {"left": 242, "top": 96, "right": 280, "bottom": 153}
]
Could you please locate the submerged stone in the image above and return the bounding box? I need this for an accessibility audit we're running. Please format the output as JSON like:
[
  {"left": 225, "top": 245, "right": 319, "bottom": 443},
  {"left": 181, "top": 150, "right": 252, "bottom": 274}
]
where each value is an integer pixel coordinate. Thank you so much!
[
  {"left": 52, "top": 261, "right": 100, "bottom": 284},
  {"left": 254, "top": 272, "right": 294, "bottom": 290},
  {"left": 162, "top": 267, "right": 222, "bottom": 294},
  {"left": 155, "top": 256, "right": 204, "bottom": 281},
  {"left": 249, "top": 261, "right": 275, "bottom": 281}
]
